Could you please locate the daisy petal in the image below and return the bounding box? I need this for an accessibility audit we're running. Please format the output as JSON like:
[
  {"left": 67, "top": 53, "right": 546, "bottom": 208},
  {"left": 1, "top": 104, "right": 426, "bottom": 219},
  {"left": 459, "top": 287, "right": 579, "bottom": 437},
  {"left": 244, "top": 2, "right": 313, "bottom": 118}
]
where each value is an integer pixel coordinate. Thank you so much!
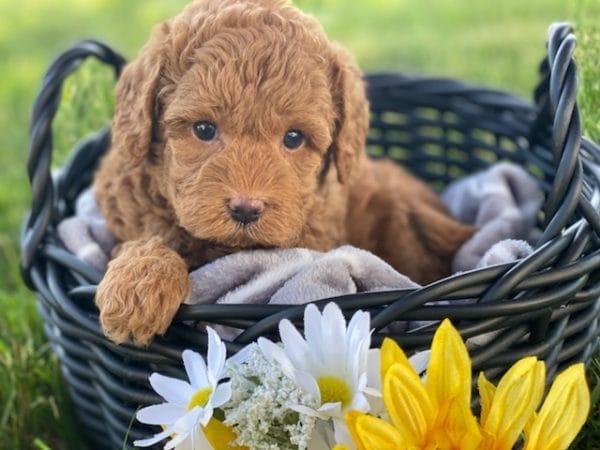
[
  {"left": 133, "top": 427, "right": 173, "bottom": 447},
  {"left": 289, "top": 403, "right": 325, "bottom": 418},
  {"left": 357, "top": 372, "right": 368, "bottom": 391},
  {"left": 164, "top": 430, "right": 190, "bottom": 450},
  {"left": 173, "top": 407, "right": 203, "bottom": 433},
  {"left": 332, "top": 417, "right": 354, "bottom": 447},
  {"left": 318, "top": 401, "right": 342, "bottom": 417},
  {"left": 346, "top": 311, "right": 370, "bottom": 357},
  {"left": 351, "top": 391, "right": 371, "bottom": 413},
  {"left": 279, "top": 319, "right": 313, "bottom": 372},
  {"left": 322, "top": 303, "right": 347, "bottom": 368},
  {"left": 303, "top": 304, "right": 325, "bottom": 364},
  {"left": 228, "top": 343, "right": 254, "bottom": 365},
  {"left": 173, "top": 434, "right": 194, "bottom": 450},
  {"left": 149, "top": 373, "right": 194, "bottom": 405},
  {"left": 363, "top": 387, "right": 382, "bottom": 398},
  {"left": 182, "top": 349, "right": 209, "bottom": 390},
  {"left": 258, "top": 337, "right": 296, "bottom": 380},
  {"left": 294, "top": 369, "right": 320, "bottom": 399},
  {"left": 206, "top": 327, "right": 226, "bottom": 382},
  {"left": 195, "top": 406, "right": 214, "bottom": 427},
  {"left": 366, "top": 348, "right": 381, "bottom": 392},
  {"left": 309, "top": 418, "right": 337, "bottom": 449},
  {"left": 210, "top": 382, "right": 232, "bottom": 408},
  {"left": 408, "top": 349, "right": 430, "bottom": 376},
  {"left": 176, "top": 426, "right": 212, "bottom": 450},
  {"left": 346, "top": 310, "right": 371, "bottom": 384},
  {"left": 136, "top": 403, "right": 187, "bottom": 425}
]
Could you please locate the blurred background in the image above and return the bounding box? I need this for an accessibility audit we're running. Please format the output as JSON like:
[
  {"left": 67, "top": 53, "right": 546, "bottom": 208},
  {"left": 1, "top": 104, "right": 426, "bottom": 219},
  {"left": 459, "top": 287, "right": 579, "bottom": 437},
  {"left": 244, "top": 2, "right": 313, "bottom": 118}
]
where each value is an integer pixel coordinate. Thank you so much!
[{"left": 1, "top": 0, "right": 598, "bottom": 448}]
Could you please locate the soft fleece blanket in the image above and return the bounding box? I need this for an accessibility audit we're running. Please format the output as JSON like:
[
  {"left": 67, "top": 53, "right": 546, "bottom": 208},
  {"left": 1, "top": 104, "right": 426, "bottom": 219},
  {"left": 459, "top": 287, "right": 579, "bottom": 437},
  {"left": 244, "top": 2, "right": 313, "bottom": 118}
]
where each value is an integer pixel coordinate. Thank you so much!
[{"left": 58, "top": 162, "right": 542, "bottom": 310}]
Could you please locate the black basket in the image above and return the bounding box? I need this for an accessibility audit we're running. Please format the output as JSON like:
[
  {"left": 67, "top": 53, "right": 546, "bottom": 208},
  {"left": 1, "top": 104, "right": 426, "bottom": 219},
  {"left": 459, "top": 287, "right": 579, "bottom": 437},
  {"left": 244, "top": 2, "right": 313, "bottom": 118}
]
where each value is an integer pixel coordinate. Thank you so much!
[{"left": 21, "top": 24, "right": 600, "bottom": 449}]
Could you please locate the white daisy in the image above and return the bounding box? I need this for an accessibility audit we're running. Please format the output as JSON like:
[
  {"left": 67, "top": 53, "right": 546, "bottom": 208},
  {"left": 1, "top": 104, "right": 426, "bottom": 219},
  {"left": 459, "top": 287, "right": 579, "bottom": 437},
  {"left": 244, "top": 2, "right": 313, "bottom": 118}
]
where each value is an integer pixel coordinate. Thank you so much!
[
  {"left": 258, "top": 302, "right": 378, "bottom": 443},
  {"left": 134, "top": 327, "right": 232, "bottom": 449}
]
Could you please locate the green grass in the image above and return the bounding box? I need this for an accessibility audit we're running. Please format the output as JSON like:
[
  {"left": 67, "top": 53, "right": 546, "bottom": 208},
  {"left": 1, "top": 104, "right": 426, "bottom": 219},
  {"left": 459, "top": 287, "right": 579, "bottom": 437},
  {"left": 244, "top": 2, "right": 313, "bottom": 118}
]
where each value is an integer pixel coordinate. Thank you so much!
[
  {"left": 576, "top": 0, "right": 600, "bottom": 143},
  {"left": 570, "top": 1, "right": 600, "bottom": 446},
  {"left": 1, "top": 0, "right": 599, "bottom": 448}
]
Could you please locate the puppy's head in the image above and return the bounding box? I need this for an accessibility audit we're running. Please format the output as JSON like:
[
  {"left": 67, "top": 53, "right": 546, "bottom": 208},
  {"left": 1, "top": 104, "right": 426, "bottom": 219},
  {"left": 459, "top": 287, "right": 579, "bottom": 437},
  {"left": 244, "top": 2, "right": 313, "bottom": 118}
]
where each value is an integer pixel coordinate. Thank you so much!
[{"left": 111, "top": 0, "right": 369, "bottom": 248}]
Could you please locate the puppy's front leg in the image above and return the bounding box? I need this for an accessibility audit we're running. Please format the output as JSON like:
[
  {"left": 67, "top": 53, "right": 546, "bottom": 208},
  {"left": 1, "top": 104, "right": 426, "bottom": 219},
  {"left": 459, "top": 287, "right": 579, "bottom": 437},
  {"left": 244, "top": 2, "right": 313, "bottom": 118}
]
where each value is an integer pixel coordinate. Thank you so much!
[{"left": 96, "top": 236, "right": 189, "bottom": 345}]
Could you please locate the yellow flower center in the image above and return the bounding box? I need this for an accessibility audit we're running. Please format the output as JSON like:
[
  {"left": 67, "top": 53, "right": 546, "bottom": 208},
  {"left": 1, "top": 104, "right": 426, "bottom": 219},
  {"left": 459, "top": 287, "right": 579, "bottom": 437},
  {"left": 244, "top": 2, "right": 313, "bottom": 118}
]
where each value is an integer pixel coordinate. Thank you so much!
[
  {"left": 187, "top": 386, "right": 213, "bottom": 410},
  {"left": 317, "top": 376, "right": 352, "bottom": 408}
]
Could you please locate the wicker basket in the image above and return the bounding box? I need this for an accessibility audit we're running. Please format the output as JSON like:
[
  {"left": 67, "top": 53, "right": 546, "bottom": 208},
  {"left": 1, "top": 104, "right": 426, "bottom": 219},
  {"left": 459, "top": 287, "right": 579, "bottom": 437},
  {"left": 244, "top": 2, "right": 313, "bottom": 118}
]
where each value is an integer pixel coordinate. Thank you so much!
[{"left": 21, "top": 23, "right": 600, "bottom": 449}]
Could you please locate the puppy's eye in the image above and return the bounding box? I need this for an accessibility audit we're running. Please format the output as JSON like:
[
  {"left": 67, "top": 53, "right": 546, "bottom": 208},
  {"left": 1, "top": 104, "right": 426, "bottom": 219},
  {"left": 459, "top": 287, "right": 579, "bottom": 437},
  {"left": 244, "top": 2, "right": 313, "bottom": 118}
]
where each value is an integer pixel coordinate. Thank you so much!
[
  {"left": 193, "top": 121, "right": 218, "bottom": 141},
  {"left": 283, "top": 129, "right": 305, "bottom": 150}
]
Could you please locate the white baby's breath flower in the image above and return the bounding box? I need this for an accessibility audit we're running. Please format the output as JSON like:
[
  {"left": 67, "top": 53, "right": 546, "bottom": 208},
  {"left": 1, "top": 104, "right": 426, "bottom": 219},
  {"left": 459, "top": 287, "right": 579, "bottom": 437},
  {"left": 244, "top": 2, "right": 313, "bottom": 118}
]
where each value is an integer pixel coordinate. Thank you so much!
[
  {"left": 223, "top": 343, "right": 318, "bottom": 450},
  {"left": 258, "top": 302, "right": 379, "bottom": 444},
  {"left": 134, "top": 328, "right": 231, "bottom": 449}
]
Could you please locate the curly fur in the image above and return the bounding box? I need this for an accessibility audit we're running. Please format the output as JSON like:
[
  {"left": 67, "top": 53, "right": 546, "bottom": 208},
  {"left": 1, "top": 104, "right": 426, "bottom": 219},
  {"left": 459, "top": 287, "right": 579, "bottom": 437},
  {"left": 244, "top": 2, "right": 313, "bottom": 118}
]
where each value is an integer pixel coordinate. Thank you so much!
[{"left": 93, "top": 0, "right": 474, "bottom": 345}]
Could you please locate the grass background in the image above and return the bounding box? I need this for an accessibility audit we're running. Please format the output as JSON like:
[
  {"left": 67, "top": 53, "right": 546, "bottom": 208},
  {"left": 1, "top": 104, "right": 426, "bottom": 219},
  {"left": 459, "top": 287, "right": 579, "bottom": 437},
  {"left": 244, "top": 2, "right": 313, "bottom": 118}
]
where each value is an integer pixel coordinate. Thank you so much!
[{"left": 1, "top": 0, "right": 599, "bottom": 448}]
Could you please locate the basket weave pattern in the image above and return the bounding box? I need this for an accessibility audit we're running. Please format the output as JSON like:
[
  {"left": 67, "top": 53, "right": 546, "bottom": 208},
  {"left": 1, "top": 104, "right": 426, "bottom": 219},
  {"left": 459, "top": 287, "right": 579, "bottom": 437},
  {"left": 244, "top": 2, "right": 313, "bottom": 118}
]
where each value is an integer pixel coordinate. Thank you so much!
[{"left": 20, "top": 24, "right": 600, "bottom": 448}]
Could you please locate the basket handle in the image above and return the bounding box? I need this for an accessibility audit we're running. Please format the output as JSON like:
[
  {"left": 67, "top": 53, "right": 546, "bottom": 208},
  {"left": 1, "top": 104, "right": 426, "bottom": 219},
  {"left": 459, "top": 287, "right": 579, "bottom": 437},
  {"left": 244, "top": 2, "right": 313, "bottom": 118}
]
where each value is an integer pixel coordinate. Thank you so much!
[
  {"left": 21, "top": 40, "right": 126, "bottom": 288},
  {"left": 530, "top": 23, "right": 597, "bottom": 243}
]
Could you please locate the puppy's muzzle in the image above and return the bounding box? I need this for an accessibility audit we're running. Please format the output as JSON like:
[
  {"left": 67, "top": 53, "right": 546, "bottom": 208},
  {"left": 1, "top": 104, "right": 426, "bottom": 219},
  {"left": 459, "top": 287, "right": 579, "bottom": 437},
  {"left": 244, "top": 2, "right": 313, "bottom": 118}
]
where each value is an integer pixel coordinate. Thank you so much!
[{"left": 228, "top": 195, "right": 264, "bottom": 225}]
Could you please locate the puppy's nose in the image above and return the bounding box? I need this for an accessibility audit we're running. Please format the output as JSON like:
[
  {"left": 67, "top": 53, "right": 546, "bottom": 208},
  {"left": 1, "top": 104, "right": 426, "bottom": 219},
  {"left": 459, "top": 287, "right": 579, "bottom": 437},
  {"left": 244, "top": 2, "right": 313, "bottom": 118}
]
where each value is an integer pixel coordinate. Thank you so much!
[{"left": 228, "top": 196, "right": 264, "bottom": 224}]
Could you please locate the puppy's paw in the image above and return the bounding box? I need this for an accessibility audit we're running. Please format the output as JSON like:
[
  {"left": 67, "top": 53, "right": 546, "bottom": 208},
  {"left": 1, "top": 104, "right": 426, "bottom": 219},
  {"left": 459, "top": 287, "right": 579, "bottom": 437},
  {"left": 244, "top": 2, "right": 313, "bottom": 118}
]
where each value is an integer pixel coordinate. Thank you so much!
[{"left": 96, "top": 237, "right": 189, "bottom": 345}]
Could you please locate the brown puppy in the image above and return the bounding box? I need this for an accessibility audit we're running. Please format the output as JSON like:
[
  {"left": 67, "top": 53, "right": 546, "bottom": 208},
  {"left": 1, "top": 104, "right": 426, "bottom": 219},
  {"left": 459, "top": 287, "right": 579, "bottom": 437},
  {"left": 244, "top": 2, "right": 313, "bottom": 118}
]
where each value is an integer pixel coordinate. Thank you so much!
[{"left": 93, "top": 0, "right": 474, "bottom": 345}]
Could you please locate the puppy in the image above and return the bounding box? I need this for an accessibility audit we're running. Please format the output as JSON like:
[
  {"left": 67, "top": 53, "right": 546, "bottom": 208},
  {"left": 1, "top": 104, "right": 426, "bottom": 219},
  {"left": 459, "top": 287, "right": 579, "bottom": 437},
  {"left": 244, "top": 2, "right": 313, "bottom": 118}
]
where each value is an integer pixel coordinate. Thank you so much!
[{"left": 93, "top": 0, "right": 474, "bottom": 345}]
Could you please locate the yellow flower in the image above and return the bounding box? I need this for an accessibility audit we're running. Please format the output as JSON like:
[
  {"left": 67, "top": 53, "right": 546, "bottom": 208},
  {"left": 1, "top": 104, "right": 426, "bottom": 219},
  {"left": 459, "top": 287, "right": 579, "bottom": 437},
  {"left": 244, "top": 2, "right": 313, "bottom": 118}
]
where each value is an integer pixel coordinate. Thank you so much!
[
  {"left": 346, "top": 319, "right": 482, "bottom": 449},
  {"left": 343, "top": 319, "right": 591, "bottom": 450}
]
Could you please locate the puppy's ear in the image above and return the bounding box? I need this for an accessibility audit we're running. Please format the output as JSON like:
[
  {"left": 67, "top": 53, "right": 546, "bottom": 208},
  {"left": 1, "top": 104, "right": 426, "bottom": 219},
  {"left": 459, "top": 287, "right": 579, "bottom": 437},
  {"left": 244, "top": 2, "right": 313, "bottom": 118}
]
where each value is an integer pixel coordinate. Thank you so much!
[
  {"left": 112, "top": 25, "right": 167, "bottom": 164},
  {"left": 329, "top": 45, "right": 370, "bottom": 183}
]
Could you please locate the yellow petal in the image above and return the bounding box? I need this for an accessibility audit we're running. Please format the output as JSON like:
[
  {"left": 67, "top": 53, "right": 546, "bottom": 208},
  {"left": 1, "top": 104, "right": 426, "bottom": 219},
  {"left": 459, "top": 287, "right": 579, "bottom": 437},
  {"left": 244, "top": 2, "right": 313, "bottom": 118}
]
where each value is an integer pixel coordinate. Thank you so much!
[
  {"left": 345, "top": 410, "right": 368, "bottom": 450},
  {"left": 483, "top": 357, "right": 545, "bottom": 450},
  {"left": 204, "top": 418, "right": 248, "bottom": 450},
  {"left": 426, "top": 319, "right": 472, "bottom": 410},
  {"left": 523, "top": 410, "right": 537, "bottom": 442},
  {"left": 477, "top": 372, "right": 497, "bottom": 426},
  {"left": 355, "top": 413, "right": 408, "bottom": 450},
  {"left": 433, "top": 396, "right": 482, "bottom": 450},
  {"left": 523, "top": 363, "right": 590, "bottom": 450},
  {"left": 332, "top": 445, "right": 351, "bottom": 450},
  {"left": 384, "top": 362, "right": 435, "bottom": 447},
  {"left": 381, "top": 337, "right": 413, "bottom": 381},
  {"left": 479, "top": 427, "right": 497, "bottom": 450}
]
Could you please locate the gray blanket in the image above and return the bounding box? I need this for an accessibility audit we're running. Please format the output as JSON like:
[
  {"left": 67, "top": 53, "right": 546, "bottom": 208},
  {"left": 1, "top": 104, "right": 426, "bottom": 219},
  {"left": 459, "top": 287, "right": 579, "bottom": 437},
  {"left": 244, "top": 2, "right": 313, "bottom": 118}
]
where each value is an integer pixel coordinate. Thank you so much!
[
  {"left": 58, "top": 162, "right": 542, "bottom": 310},
  {"left": 442, "top": 162, "right": 542, "bottom": 272}
]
